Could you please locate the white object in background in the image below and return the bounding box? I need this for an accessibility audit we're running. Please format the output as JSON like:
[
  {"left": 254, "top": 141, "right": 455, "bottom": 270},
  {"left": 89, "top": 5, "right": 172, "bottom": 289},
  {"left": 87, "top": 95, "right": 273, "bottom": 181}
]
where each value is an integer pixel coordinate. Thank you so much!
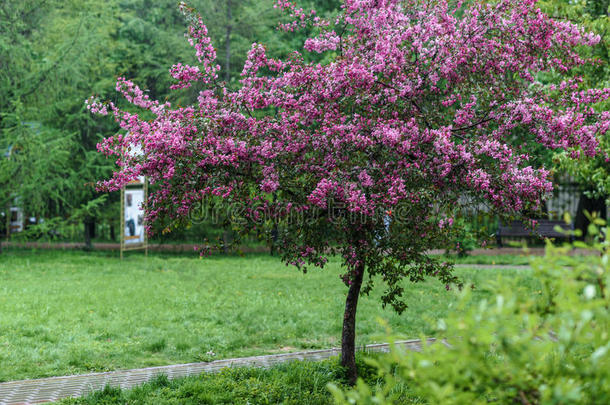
[
  {"left": 9, "top": 207, "right": 23, "bottom": 233},
  {"left": 124, "top": 188, "right": 145, "bottom": 245}
]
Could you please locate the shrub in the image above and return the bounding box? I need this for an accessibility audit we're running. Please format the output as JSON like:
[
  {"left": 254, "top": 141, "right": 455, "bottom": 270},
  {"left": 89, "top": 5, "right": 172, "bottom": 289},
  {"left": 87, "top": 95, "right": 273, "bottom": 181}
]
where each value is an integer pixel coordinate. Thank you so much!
[{"left": 331, "top": 221, "right": 610, "bottom": 404}]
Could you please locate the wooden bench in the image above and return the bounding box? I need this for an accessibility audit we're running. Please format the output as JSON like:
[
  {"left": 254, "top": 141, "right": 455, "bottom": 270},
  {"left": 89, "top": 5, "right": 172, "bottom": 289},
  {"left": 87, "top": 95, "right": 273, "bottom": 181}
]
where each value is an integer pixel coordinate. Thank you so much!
[{"left": 496, "top": 220, "right": 574, "bottom": 247}]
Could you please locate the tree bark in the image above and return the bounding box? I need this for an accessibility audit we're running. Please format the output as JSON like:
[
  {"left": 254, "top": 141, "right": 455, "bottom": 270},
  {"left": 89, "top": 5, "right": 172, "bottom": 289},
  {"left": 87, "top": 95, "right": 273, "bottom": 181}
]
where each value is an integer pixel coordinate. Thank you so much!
[
  {"left": 222, "top": 229, "right": 231, "bottom": 253},
  {"left": 84, "top": 219, "right": 95, "bottom": 251},
  {"left": 341, "top": 261, "right": 365, "bottom": 385},
  {"left": 270, "top": 224, "right": 278, "bottom": 256},
  {"left": 270, "top": 193, "right": 278, "bottom": 256}
]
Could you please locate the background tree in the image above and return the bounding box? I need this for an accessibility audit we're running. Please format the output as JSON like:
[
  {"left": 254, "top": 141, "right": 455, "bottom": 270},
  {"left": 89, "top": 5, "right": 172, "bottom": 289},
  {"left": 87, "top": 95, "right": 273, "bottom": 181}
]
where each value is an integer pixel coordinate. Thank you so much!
[
  {"left": 1, "top": 0, "right": 342, "bottom": 249},
  {"left": 0, "top": 0, "right": 82, "bottom": 245},
  {"left": 1, "top": 0, "right": 121, "bottom": 245}
]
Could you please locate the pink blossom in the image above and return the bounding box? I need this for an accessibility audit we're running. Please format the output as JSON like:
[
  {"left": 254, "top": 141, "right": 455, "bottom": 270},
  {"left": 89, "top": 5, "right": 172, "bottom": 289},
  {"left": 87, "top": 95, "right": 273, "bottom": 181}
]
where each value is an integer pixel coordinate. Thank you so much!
[{"left": 89, "top": 0, "right": 608, "bottom": 278}]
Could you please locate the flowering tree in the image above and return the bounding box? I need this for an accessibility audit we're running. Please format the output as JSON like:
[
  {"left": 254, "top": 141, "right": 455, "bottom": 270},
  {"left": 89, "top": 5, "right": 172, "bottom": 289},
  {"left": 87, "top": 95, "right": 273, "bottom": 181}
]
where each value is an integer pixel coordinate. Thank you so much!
[
  {"left": 541, "top": 0, "right": 610, "bottom": 230},
  {"left": 88, "top": 0, "right": 610, "bottom": 382}
]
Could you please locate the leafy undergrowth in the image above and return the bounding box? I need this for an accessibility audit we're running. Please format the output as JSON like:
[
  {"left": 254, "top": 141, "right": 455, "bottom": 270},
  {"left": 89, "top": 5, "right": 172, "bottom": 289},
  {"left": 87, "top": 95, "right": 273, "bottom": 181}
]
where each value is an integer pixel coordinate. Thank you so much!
[{"left": 332, "top": 224, "right": 610, "bottom": 404}]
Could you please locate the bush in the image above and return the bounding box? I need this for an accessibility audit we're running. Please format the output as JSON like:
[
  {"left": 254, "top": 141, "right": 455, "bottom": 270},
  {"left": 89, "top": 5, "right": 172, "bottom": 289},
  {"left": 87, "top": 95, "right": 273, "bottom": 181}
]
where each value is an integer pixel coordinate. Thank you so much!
[{"left": 331, "top": 221, "right": 610, "bottom": 404}]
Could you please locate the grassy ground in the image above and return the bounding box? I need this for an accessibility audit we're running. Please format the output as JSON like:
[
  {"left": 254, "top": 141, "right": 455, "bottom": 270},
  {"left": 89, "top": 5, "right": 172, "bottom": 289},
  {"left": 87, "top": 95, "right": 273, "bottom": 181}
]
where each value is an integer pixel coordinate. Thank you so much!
[
  {"left": 0, "top": 249, "right": 537, "bottom": 382},
  {"left": 58, "top": 357, "right": 399, "bottom": 405},
  {"left": 447, "top": 252, "right": 595, "bottom": 266},
  {"left": 446, "top": 253, "right": 532, "bottom": 265}
]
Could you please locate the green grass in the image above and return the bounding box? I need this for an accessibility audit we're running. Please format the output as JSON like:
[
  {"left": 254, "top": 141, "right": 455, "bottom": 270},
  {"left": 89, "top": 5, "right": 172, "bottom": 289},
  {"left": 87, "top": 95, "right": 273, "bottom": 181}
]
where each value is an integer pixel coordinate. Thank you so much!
[
  {"left": 57, "top": 355, "right": 420, "bottom": 405},
  {"left": 57, "top": 358, "right": 365, "bottom": 405},
  {"left": 446, "top": 253, "right": 595, "bottom": 266},
  {"left": 445, "top": 254, "right": 532, "bottom": 265},
  {"left": 0, "top": 249, "right": 537, "bottom": 382}
]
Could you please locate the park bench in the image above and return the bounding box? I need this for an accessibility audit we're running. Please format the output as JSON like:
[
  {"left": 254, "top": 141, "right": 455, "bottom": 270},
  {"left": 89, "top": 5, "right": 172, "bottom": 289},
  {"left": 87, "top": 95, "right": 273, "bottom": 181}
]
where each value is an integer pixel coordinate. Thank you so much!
[{"left": 496, "top": 219, "right": 574, "bottom": 247}]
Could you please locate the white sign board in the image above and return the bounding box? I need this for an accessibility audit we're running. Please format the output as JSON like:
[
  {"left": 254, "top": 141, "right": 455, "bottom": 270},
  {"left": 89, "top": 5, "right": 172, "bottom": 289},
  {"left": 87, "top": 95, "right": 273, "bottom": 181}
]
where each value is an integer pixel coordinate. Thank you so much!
[
  {"left": 124, "top": 188, "right": 145, "bottom": 245},
  {"left": 9, "top": 206, "right": 23, "bottom": 233}
]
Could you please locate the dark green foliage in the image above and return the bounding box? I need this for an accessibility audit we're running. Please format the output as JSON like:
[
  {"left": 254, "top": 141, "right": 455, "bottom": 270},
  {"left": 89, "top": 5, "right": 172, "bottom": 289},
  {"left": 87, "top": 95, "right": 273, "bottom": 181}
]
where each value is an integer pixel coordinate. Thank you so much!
[{"left": 0, "top": 108, "right": 77, "bottom": 217}]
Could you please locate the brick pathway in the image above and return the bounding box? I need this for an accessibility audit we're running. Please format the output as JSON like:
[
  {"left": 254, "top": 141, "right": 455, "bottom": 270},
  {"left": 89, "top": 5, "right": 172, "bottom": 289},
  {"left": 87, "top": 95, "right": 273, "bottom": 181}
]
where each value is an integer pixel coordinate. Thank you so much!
[{"left": 0, "top": 339, "right": 444, "bottom": 404}]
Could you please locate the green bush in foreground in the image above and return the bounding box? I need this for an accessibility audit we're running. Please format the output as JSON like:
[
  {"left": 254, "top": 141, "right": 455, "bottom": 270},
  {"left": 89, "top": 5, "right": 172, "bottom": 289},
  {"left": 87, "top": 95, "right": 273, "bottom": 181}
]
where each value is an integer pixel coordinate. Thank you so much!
[{"left": 331, "top": 221, "right": 610, "bottom": 404}]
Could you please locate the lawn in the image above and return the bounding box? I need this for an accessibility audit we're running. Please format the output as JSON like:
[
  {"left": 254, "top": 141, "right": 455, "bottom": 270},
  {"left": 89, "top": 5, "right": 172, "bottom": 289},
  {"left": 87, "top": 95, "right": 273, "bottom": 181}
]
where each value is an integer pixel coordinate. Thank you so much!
[
  {"left": 58, "top": 357, "right": 395, "bottom": 405},
  {"left": 447, "top": 253, "right": 532, "bottom": 265},
  {"left": 0, "top": 249, "right": 537, "bottom": 382}
]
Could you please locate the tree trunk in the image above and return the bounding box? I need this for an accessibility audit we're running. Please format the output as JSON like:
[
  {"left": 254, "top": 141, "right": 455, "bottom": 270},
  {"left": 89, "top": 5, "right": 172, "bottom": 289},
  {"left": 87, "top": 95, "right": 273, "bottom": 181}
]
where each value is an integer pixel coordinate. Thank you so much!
[
  {"left": 270, "top": 224, "right": 278, "bottom": 256},
  {"left": 222, "top": 229, "right": 231, "bottom": 254},
  {"left": 84, "top": 219, "right": 95, "bottom": 251},
  {"left": 90, "top": 218, "right": 96, "bottom": 239},
  {"left": 270, "top": 193, "right": 278, "bottom": 256},
  {"left": 341, "top": 262, "right": 365, "bottom": 385}
]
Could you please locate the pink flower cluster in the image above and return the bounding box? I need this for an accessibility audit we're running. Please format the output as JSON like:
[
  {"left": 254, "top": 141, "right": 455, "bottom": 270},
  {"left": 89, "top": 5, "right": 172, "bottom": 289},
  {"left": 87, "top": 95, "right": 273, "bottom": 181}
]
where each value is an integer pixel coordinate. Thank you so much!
[{"left": 90, "top": 0, "right": 609, "bottom": 275}]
